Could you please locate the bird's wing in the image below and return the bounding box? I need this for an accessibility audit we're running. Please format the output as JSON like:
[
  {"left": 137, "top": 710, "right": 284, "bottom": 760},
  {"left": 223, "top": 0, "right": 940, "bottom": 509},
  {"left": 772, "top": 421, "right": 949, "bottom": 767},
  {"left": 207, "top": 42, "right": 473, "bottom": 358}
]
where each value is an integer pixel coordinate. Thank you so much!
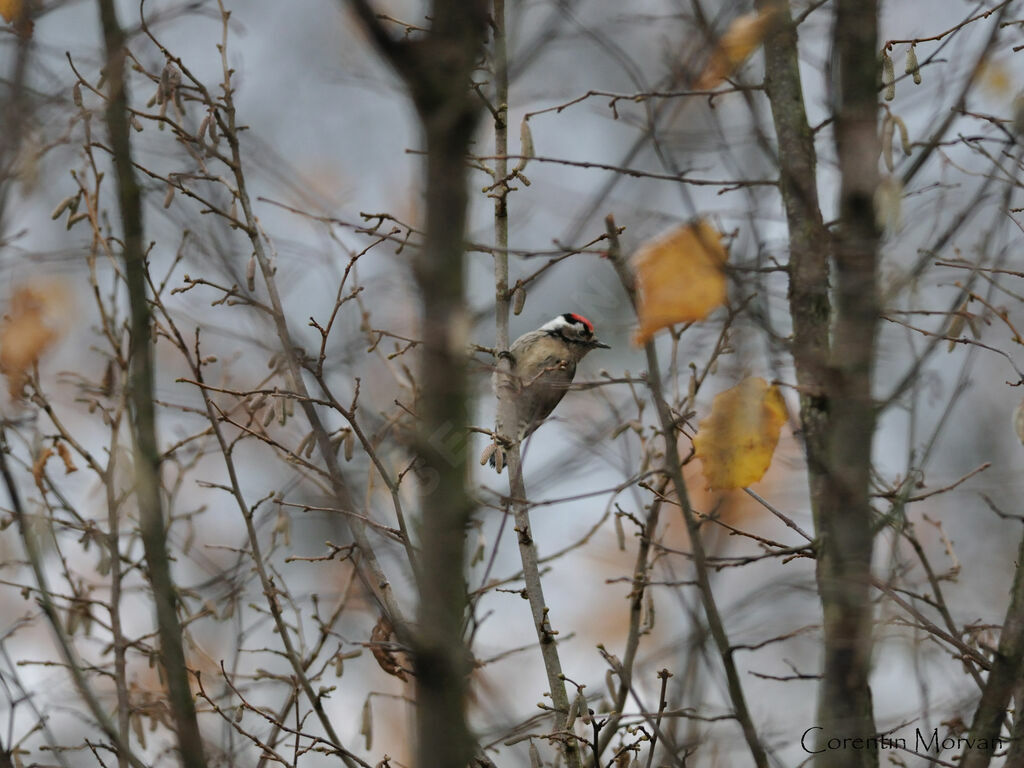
[{"left": 515, "top": 354, "right": 576, "bottom": 435}]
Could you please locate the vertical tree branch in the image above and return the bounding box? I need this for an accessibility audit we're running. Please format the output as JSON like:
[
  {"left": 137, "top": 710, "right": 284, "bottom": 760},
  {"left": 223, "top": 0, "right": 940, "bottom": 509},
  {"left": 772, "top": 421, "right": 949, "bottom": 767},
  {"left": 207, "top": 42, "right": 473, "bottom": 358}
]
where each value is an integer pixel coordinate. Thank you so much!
[
  {"left": 493, "top": 0, "right": 510, "bottom": 360},
  {"left": 491, "top": 5, "right": 580, "bottom": 764},
  {"left": 505, "top": 446, "right": 581, "bottom": 767},
  {"left": 1005, "top": 681, "right": 1024, "bottom": 765},
  {"left": 413, "top": 54, "right": 481, "bottom": 768},
  {"left": 0, "top": 0, "right": 34, "bottom": 229},
  {"left": 104, "top": 426, "right": 132, "bottom": 768},
  {"left": 757, "top": 0, "right": 831, "bottom": 469},
  {"left": 818, "top": 2, "right": 882, "bottom": 765},
  {"left": 349, "top": 2, "right": 489, "bottom": 767},
  {"left": 95, "top": 2, "right": 206, "bottom": 766},
  {"left": 762, "top": 1, "right": 881, "bottom": 761},
  {"left": 961, "top": 527, "right": 1024, "bottom": 768},
  {"left": 592, "top": 478, "right": 670, "bottom": 764}
]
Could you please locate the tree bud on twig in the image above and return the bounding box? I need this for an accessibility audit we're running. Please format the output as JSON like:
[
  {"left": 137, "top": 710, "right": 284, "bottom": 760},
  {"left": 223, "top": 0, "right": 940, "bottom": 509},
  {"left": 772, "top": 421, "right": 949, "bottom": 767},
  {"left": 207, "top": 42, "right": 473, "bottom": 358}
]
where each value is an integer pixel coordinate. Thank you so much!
[
  {"left": 51, "top": 195, "right": 78, "bottom": 220},
  {"left": 66, "top": 211, "right": 88, "bottom": 230},
  {"left": 905, "top": 45, "right": 921, "bottom": 84},
  {"left": 882, "top": 50, "right": 895, "bottom": 101},
  {"left": 514, "top": 118, "right": 534, "bottom": 174},
  {"left": 512, "top": 284, "right": 526, "bottom": 315}
]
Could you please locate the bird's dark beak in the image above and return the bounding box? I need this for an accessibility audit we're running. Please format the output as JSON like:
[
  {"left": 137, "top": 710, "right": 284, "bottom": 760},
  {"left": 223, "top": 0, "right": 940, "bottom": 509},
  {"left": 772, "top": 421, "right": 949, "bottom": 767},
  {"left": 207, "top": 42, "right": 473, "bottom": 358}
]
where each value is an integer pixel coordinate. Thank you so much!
[{"left": 592, "top": 339, "right": 611, "bottom": 349}]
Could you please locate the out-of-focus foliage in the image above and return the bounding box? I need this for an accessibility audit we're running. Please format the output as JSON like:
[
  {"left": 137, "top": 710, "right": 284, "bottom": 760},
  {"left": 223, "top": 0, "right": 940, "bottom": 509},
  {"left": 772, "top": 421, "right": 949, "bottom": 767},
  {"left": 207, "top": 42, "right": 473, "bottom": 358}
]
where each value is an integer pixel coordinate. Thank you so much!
[
  {"left": 0, "top": 284, "right": 64, "bottom": 398},
  {"left": 693, "top": 376, "right": 786, "bottom": 491},
  {"left": 631, "top": 219, "right": 727, "bottom": 345},
  {"left": 0, "top": 0, "right": 22, "bottom": 23},
  {"left": 694, "top": 7, "right": 780, "bottom": 90}
]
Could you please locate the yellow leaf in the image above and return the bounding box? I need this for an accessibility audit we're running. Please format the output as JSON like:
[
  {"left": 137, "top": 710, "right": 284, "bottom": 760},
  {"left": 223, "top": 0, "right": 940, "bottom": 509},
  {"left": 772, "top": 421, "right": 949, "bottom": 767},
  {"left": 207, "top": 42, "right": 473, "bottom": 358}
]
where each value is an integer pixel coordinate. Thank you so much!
[
  {"left": 978, "top": 58, "right": 1014, "bottom": 97},
  {"left": 0, "top": 284, "right": 65, "bottom": 399},
  {"left": 695, "top": 7, "right": 780, "bottom": 90},
  {"left": 0, "top": 0, "right": 22, "bottom": 23},
  {"left": 693, "top": 377, "right": 786, "bottom": 491},
  {"left": 632, "top": 219, "right": 728, "bottom": 346}
]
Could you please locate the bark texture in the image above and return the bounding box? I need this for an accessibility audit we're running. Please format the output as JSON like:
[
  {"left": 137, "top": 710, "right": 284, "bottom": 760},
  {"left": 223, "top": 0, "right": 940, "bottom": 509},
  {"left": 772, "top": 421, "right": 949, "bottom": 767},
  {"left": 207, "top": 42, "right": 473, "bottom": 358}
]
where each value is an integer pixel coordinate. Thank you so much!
[
  {"left": 349, "top": 2, "right": 489, "bottom": 766},
  {"left": 761, "top": 2, "right": 880, "bottom": 765},
  {"left": 97, "top": 2, "right": 207, "bottom": 766}
]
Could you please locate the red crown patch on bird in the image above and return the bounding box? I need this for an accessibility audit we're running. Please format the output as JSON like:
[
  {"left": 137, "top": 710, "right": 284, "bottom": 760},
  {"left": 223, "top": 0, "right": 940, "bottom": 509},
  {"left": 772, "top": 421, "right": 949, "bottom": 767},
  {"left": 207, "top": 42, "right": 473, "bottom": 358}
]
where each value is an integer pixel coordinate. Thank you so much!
[{"left": 568, "top": 313, "right": 594, "bottom": 332}]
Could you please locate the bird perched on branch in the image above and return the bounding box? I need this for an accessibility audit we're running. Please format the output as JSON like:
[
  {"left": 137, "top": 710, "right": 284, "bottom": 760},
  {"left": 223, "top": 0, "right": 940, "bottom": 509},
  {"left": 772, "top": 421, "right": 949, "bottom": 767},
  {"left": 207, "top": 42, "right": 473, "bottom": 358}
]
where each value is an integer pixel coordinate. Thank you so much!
[{"left": 481, "top": 313, "right": 609, "bottom": 473}]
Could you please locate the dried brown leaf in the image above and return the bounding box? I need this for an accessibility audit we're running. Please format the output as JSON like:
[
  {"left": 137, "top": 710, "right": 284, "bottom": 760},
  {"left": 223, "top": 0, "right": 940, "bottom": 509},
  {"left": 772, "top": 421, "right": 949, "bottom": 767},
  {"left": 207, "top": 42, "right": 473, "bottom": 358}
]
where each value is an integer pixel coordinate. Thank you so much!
[
  {"left": 369, "top": 615, "right": 407, "bottom": 681},
  {"left": 55, "top": 441, "right": 77, "bottom": 474},
  {"left": 32, "top": 447, "right": 53, "bottom": 491},
  {"left": 0, "top": 285, "right": 64, "bottom": 398}
]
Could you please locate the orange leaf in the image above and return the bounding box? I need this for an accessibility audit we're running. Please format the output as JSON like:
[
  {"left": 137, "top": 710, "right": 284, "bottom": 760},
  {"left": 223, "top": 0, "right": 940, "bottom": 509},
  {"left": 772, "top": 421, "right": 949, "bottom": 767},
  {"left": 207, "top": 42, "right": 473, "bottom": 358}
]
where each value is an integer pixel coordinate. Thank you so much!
[
  {"left": 693, "top": 377, "right": 786, "bottom": 491},
  {"left": 0, "top": 0, "right": 22, "bottom": 22},
  {"left": 0, "top": 0, "right": 31, "bottom": 35},
  {"left": 0, "top": 284, "right": 64, "bottom": 399},
  {"left": 32, "top": 447, "right": 53, "bottom": 491},
  {"left": 632, "top": 220, "right": 728, "bottom": 346},
  {"left": 56, "top": 441, "right": 78, "bottom": 474},
  {"left": 695, "top": 7, "right": 780, "bottom": 90}
]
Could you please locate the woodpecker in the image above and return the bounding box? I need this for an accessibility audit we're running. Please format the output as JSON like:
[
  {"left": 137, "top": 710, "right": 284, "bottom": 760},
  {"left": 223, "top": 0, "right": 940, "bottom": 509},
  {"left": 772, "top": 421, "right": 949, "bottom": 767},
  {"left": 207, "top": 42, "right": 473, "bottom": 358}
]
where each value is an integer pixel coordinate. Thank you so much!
[{"left": 481, "top": 312, "right": 610, "bottom": 473}]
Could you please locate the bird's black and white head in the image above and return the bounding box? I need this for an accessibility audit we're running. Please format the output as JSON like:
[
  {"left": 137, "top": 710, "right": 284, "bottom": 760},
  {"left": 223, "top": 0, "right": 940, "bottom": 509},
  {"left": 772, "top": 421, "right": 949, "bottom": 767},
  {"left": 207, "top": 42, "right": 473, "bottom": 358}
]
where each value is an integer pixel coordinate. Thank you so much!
[{"left": 541, "top": 313, "right": 611, "bottom": 352}]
